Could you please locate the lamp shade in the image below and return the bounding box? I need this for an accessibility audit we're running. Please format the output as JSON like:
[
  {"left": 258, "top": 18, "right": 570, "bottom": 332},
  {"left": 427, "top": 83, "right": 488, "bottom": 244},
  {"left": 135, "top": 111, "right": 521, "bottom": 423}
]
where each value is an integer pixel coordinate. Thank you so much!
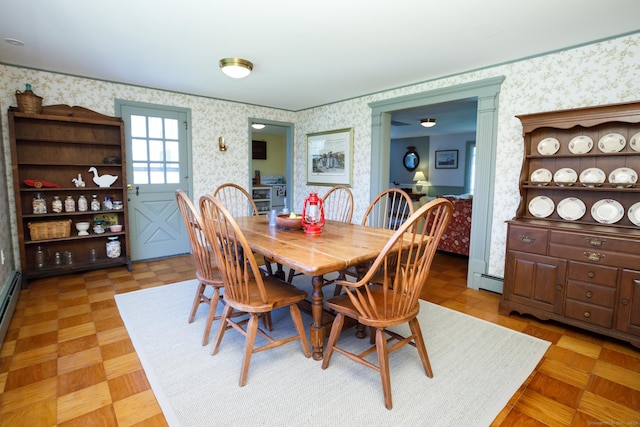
[
  {"left": 219, "top": 58, "right": 253, "bottom": 78},
  {"left": 413, "top": 171, "right": 427, "bottom": 182}
]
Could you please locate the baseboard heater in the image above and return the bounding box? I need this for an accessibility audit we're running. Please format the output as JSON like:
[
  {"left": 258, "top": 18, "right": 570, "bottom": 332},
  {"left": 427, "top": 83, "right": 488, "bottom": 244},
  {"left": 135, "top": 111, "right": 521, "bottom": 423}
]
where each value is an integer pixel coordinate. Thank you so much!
[{"left": 0, "top": 271, "right": 21, "bottom": 346}]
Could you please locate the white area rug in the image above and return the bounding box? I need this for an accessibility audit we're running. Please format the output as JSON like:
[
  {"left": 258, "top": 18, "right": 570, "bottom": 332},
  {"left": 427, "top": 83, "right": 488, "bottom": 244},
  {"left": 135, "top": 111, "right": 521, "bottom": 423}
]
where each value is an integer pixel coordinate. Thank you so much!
[{"left": 115, "top": 280, "right": 549, "bottom": 427}]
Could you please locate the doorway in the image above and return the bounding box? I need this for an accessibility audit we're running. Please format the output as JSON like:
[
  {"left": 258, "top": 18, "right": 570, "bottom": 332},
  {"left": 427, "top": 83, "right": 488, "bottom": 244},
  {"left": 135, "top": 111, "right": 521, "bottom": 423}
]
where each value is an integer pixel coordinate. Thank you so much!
[
  {"left": 248, "top": 119, "right": 294, "bottom": 212},
  {"left": 369, "top": 77, "right": 505, "bottom": 293}
]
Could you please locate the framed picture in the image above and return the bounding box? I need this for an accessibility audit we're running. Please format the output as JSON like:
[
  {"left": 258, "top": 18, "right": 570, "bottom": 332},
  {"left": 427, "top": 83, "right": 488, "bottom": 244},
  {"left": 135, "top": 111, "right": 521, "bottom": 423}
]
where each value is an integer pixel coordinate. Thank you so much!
[
  {"left": 307, "top": 128, "right": 353, "bottom": 186},
  {"left": 252, "top": 140, "right": 267, "bottom": 160},
  {"left": 435, "top": 149, "right": 459, "bottom": 169}
]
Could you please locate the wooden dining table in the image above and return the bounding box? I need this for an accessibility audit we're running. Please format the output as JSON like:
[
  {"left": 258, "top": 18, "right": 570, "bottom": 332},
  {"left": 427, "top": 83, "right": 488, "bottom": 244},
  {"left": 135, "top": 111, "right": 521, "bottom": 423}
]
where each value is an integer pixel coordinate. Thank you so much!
[{"left": 234, "top": 215, "right": 402, "bottom": 360}]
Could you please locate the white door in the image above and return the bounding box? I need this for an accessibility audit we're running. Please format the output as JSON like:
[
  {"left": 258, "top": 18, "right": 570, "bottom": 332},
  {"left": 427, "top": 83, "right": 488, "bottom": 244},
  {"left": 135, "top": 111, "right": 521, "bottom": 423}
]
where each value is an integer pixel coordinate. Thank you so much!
[{"left": 118, "top": 102, "right": 191, "bottom": 261}]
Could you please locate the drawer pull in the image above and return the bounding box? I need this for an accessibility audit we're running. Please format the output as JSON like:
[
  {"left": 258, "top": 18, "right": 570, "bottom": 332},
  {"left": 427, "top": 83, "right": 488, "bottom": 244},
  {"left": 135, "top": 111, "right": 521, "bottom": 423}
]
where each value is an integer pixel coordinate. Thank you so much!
[
  {"left": 587, "top": 271, "right": 595, "bottom": 278},
  {"left": 621, "top": 299, "right": 629, "bottom": 306},
  {"left": 519, "top": 235, "right": 536, "bottom": 244},
  {"left": 583, "top": 251, "right": 605, "bottom": 262},
  {"left": 585, "top": 237, "right": 606, "bottom": 247},
  {"left": 586, "top": 291, "right": 593, "bottom": 298},
  {"left": 583, "top": 311, "right": 591, "bottom": 318},
  {"left": 555, "top": 284, "right": 563, "bottom": 291}
]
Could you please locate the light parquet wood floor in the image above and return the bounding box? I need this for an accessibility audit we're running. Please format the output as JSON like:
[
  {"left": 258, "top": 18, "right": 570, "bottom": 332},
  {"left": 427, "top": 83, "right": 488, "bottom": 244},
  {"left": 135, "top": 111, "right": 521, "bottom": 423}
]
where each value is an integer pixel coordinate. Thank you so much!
[{"left": 1, "top": 253, "right": 639, "bottom": 426}]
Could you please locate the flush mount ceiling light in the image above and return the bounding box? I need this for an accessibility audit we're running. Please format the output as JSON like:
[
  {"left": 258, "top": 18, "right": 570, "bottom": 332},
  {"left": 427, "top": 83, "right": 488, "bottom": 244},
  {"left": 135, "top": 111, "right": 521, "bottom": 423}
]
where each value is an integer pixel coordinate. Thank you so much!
[
  {"left": 219, "top": 58, "right": 253, "bottom": 79},
  {"left": 251, "top": 123, "right": 266, "bottom": 130},
  {"left": 420, "top": 118, "right": 437, "bottom": 128}
]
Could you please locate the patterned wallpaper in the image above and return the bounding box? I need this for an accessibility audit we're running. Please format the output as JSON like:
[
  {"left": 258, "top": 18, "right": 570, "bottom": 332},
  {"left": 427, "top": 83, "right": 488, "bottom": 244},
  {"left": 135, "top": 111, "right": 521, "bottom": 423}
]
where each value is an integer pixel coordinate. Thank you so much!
[{"left": 1, "top": 32, "right": 639, "bottom": 287}]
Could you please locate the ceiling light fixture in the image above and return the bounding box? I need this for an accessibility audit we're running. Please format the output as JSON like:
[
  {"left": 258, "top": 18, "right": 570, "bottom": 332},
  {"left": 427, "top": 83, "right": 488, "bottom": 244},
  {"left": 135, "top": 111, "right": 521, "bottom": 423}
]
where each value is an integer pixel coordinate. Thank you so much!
[
  {"left": 420, "top": 118, "right": 437, "bottom": 128},
  {"left": 219, "top": 58, "right": 253, "bottom": 79},
  {"left": 251, "top": 123, "right": 266, "bottom": 130}
]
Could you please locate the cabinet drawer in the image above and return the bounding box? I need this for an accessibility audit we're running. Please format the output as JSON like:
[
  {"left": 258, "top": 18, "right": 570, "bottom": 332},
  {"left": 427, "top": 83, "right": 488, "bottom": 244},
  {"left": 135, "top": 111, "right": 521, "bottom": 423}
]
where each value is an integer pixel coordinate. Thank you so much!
[
  {"left": 566, "top": 281, "right": 616, "bottom": 308},
  {"left": 564, "top": 299, "right": 613, "bottom": 328},
  {"left": 507, "top": 225, "right": 548, "bottom": 255},
  {"left": 567, "top": 261, "right": 618, "bottom": 287},
  {"left": 549, "top": 243, "right": 636, "bottom": 268},
  {"left": 550, "top": 231, "right": 640, "bottom": 253}
]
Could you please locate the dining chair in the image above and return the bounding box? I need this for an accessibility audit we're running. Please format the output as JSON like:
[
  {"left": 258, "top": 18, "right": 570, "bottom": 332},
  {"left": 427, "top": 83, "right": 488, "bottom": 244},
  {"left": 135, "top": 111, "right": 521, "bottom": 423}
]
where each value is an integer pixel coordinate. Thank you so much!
[
  {"left": 175, "top": 189, "right": 225, "bottom": 346},
  {"left": 323, "top": 185, "right": 354, "bottom": 223},
  {"left": 199, "top": 194, "right": 311, "bottom": 386},
  {"left": 213, "top": 183, "right": 277, "bottom": 278},
  {"left": 321, "top": 198, "right": 453, "bottom": 409},
  {"left": 286, "top": 185, "right": 354, "bottom": 283},
  {"left": 362, "top": 188, "right": 414, "bottom": 230},
  {"left": 334, "top": 188, "right": 415, "bottom": 290}
]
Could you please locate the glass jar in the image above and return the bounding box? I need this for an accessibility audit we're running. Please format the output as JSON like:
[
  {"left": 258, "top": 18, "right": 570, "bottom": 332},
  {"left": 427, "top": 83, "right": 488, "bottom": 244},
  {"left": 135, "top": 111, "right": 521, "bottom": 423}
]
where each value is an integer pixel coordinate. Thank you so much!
[
  {"left": 51, "top": 196, "right": 63, "bottom": 213},
  {"left": 35, "top": 245, "right": 46, "bottom": 268},
  {"left": 90, "top": 194, "right": 100, "bottom": 211},
  {"left": 64, "top": 195, "right": 76, "bottom": 212},
  {"left": 106, "top": 237, "right": 121, "bottom": 258},
  {"left": 103, "top": 196, "right": 113, "bottom": 210},
  {"left": 77, "top": 195, "right": 88, "bottom": 212},
  {"left": 53, "top": 251, "right": 62, "bottom": 265},
  {"left": 32, "top": 193, "right": 47, "bottom": 214}
]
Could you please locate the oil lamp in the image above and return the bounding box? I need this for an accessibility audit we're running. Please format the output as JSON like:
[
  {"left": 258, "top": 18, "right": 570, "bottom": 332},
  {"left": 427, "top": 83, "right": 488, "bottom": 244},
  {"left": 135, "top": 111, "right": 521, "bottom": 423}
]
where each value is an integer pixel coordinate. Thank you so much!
[{"left": 301, "top": 191, "right": 325, "bottom": 234}]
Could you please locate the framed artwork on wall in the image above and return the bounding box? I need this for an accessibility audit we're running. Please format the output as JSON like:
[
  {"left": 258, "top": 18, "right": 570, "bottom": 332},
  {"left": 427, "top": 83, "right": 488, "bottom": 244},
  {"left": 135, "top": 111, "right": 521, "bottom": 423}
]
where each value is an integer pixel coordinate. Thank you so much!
[
  {"left": 435, "top": 149, "right": 458, "bottom": 169},
  {"left": 306, "top": 128, "right": 353, "bottom": 186},
  {"left": 252, "top": 140, "right": 267, "bottom": 159}
]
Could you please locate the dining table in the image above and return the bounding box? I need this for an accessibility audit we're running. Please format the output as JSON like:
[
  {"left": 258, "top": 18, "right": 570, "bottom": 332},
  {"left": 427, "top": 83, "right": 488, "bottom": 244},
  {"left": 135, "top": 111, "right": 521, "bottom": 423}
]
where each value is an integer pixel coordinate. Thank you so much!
[{"left": 234, "top": 215, "right": 405, "bottom": 360}]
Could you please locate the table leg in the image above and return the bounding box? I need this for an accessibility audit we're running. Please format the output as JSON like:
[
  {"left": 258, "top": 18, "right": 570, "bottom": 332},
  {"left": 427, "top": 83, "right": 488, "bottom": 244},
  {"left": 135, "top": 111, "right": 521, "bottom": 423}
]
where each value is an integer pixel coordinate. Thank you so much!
[{"left": 309, "top": 275, "right": 325, "bottom": 360}]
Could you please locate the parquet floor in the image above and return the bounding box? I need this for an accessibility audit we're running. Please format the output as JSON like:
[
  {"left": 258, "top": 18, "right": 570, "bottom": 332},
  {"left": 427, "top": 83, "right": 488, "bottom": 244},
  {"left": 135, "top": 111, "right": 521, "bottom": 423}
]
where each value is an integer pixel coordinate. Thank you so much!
[{"left": 0, "top": 253, "right": 639, "bottom": 426}]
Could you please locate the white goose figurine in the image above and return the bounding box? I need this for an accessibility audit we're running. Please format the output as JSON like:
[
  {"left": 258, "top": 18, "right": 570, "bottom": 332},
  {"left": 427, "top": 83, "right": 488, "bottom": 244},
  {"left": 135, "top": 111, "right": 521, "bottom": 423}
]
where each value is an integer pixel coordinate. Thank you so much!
[{"left": 88, "top": 167, "right": 118, "bottom": 187}]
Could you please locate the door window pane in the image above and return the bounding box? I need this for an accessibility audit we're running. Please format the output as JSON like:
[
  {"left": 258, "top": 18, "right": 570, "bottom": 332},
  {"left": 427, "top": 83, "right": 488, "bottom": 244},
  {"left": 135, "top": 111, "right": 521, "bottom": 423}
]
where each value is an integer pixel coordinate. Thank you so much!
[
  {"left": 148, "top": 117, "right": 163, "bottom": 139},
  {"left": 131, "top": 115, "right": 147, "bottom": 138},
  {"left": 149, "top": 140, "right": 165, "bottom": 161},
  {"left": 132, "top": 139, "right": 148, "bottom": 161},
  {"left": 165, "top": 118, "right": 178, "bottom": 140},
  {"left": 166, "top": 140, "right": 179, "bottom": 162}
]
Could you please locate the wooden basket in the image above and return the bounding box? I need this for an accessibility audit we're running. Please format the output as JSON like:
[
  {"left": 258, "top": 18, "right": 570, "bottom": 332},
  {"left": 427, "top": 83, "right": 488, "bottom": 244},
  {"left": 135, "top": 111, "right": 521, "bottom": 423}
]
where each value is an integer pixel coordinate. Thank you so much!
[
  {"left": 15, "top": 90, "right": 43, "bottom": 114},
  {"left": 28, "top": 219, "right": 71, "bottom": 241}
]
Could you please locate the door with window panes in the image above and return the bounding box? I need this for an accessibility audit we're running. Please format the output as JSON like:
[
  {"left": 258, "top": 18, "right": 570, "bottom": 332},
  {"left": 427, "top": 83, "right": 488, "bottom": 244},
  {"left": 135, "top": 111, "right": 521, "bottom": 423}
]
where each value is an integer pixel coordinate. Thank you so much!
[{"left": 120, "top": 104, "right": 191, "bottom": 260}]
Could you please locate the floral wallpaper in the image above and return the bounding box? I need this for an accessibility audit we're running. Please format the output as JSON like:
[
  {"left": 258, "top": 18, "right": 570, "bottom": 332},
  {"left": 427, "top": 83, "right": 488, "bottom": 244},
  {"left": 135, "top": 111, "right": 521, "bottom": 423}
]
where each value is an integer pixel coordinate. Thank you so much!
[{"left": 1, "top": 32, "right": 639, "bottom": 292}]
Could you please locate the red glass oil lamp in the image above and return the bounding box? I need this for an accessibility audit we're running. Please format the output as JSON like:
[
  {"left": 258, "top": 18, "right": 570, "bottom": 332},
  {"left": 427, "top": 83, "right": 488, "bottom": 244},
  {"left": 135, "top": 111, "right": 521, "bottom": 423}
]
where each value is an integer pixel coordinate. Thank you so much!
[{"left": 301, "top": 191, "right": 325, "bottom": 234}]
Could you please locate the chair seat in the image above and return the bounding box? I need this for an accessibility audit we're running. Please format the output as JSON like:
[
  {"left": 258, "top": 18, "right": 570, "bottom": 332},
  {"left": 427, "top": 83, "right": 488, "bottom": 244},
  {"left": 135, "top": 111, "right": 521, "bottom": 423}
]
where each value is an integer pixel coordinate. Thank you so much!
[
  {"left": 326, "top": 287, "right": 421, "bottom": 329},
  {"left": 224, "top": 276, "right": 308, "bottom": 313}
]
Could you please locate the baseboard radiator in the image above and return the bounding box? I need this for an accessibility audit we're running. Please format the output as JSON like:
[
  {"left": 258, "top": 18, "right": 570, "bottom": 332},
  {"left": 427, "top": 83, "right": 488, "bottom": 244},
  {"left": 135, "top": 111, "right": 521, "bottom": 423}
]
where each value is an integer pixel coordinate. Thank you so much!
[{"left": 0, "top": 271, "right": 21, "bottom": 346}]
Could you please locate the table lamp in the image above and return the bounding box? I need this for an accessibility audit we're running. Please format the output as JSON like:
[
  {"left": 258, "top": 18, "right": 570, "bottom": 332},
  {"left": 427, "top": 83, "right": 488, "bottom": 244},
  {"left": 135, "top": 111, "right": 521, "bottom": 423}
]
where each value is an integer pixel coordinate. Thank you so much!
[
  {"left": 302, "top": 191, "right": 325, "bottom": 234},
  {"left": 413, "top": 171, "right": 428, "bottom": 192}
]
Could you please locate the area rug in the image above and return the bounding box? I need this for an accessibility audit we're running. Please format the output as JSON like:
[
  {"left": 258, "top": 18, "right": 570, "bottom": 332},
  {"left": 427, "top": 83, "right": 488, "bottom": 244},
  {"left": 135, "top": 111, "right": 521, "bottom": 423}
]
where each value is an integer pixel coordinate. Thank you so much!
[{"left": 115, "top": 280, "right": 550, "bottom": 427}]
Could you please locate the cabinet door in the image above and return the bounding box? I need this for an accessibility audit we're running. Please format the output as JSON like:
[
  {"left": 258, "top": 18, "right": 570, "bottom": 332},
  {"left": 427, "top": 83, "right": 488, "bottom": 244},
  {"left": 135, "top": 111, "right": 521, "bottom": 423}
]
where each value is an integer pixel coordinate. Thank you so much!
[
  {"left": 617, "top": 269, "right": 640, "bottom": 337},
  {"left": 504, "top": 251, "right": 566, "bottom": 314}
]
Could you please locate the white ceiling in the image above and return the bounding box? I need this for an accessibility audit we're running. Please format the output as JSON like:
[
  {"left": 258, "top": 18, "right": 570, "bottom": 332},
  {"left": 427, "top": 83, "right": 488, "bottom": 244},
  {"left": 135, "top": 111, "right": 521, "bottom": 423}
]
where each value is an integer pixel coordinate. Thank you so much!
[{"left": 2, "top": 1, "right": 639, "bottom": 134}]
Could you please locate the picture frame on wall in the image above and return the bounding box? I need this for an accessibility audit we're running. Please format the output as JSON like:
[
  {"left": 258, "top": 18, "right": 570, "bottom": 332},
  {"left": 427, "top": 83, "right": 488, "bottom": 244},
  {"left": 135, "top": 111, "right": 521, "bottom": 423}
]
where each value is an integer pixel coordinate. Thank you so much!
[
  {"left": 435, "top": 149, "right": 458, "bottom": 169},
  {"left": 306, "top": 128, "right": 353, "bottom": 186},
  {"left": 252, "top": 140, "right": 267, "bottom": 160}
]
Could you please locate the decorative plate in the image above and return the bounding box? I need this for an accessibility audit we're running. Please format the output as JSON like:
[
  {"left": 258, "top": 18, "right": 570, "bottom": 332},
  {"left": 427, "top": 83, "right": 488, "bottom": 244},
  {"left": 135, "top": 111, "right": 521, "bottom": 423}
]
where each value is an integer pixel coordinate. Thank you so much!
[
  {"left": 530, "top": 168, "right": 552, "bottom": 185},
  {"left": 568, "top": 135, "right": 593, "bottom": 154},
  {"left": 553, "top": 168, "right": 578, "bottom": 186},
  {"left": 630, "top": 131, "right": 640, "bottom": 152},
  {"left": 597, "top": 133, "right": 626, "bottom": 153},
  {"left": 628, "top": 201, "right": 640, "bottom": 226},
  {"left": 591, "top": 199, "right": 624, "bottom": 224},
  {"left": 608, "top": 167, "right": 637, "bottom": 188},
  {"left": 528, "top": 196, "right": 555, "bottom": 218},
  {"left": 537, "top": 137, "right": 560, "bottom": 155},
  {"left": 579, "top": 167, "right": 606, "bottom": 187},
  {"left": 557, "top": 197, "right": 586, "bottom": 221}
]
